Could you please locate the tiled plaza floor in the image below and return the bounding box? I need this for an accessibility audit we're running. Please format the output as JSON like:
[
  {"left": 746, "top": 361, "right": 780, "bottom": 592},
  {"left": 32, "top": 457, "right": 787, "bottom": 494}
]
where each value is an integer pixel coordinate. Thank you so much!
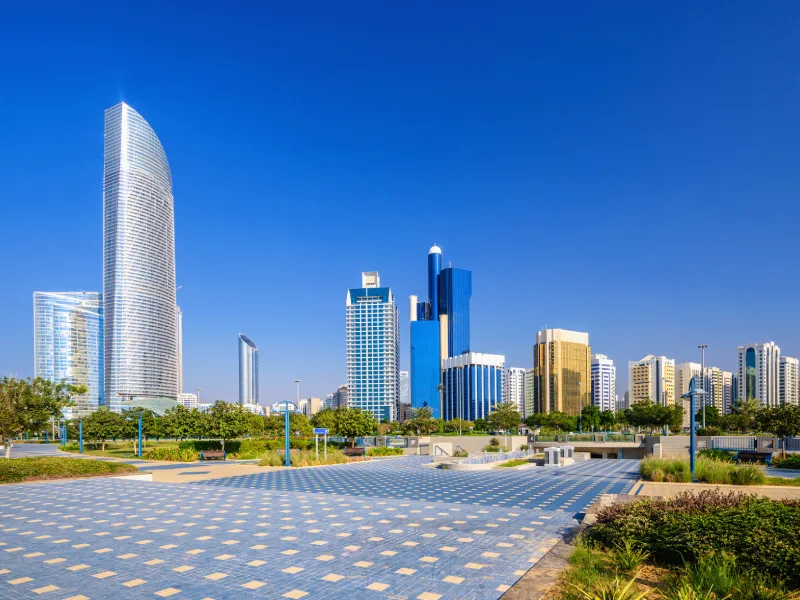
[{"left": 0, "top": 458, "right": 638, "bottom": 600}]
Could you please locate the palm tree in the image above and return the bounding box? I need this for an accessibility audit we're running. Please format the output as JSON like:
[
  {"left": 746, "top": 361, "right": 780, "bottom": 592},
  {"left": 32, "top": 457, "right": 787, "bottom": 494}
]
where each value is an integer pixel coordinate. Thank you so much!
[{"left": 731, "top": 397, "right": 760, "bottom": 432}]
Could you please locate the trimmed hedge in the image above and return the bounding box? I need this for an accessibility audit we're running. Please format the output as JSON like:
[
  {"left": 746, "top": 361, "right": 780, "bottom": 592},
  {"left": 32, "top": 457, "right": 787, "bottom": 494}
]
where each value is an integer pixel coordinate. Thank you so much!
[
  {"left": 145, "top": 447, "right": 199, "bottom": 462},
  {"left": 0, "top": 457, "right": 138, "bottom": 484},
  {"left": 366, "top": 446, "right": 404, "bottom": 456},
  {"left": 772, "top": 454, "right": 800, "bottom": 469},
  {"left": 587, "top": 490, "right": 800, "bottom": 586},
  {"left": 178, "top": 438, "right": 314, "bottom": 458}
]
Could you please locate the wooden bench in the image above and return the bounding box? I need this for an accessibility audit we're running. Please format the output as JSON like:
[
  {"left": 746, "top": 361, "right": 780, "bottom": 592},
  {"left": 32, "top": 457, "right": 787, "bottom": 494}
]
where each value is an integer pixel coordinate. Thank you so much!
[
  {"left": 344, "top": 447, "right": 365, "bottom": 457},
  {"left": 735, "top": 450, "right": 772, "bottom": 466},
  {"left": 200, "top": 450, "right": 226, "bottom": 461}
]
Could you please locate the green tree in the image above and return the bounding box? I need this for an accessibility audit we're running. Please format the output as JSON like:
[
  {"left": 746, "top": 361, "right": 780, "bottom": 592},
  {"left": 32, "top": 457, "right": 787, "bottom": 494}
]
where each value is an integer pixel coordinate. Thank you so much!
[
  {"left": 206, "top": 401, "right": 249, "bottom": 452},
  {"left": 731, "top": 397, "right": 760, "bottom": 432},
  {"left": 755, "top": 404, "right": 800, "bottom": 457},
  {"left": 623, "top": 399, "right": 672, "bottom": 434},
  {"left": 473, "top": 417, "right": 488, "bottom": 432},
  {"left": 377, "top": 422, "right": 393, "bottom": 435},
  {"left": 245, "top": 411, "right": 264, "bottom": 437},
  {"left": 0, "top": 377, "right": 82, "bottom": 458},
  {"left": 263, "top": 415, "right": 283, "bottom": 435},
  {"left": 311, "top": 408, "right": 336, "bottom": 431},
  {"left": 579, "top": 404, "right": 601, "bottom": 432},
  {"left": 82, "top": 407, "right": 125, "bottom": 450},
  {"left": 598, "top": 410, "right": 617, "bottom": 431},
  {"left": 334, "top": 407, "right": 377, "bottom": 444},
  {"left": 288, "top": 412, "right": 313, "bottom": 437},
  {"left": 667, "top": 404, "right": 685, "bottom": 434},
  {"left": 445, "top": 418, "right": 474, "bottom": 434},
  {"left": 162, "top": 405, "right": 197, "bottom": 440},
  {"left": 487, "top": 401, "right": 522, "bottom": 433},
  {"left": 403, "top": 406, "right": 438, "bottom": 435},
  {"left": 695, "top": 405, "right": 721, "bottom": 428}
]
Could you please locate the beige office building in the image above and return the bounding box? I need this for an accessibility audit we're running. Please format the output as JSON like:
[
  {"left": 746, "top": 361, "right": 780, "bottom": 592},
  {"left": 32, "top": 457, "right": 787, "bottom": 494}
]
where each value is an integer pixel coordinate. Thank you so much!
[
  {"left": 629, "top": 355, "right": 675, "bottom": 407},
  {"left": 532, "top": 329, "right": 591, "bottom": 415}
]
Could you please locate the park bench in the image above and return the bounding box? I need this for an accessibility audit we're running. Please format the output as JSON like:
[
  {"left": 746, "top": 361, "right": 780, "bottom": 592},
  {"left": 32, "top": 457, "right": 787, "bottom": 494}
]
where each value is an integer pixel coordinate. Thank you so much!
[
  {"left": 199, "top": 450, "right": 226, "bottom": 461},
  {"left": 344, "top": 447, "right": 366, "bottom": 457},
  {"left": 735, "top": 450, "right": 772, "bottom": 466}
]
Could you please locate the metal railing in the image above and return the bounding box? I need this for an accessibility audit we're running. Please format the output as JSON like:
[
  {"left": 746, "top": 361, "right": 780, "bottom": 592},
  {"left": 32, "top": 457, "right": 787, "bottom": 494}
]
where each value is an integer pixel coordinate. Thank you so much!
[{"left": 710, "top": 437, "right": 756, "bottom": 451}]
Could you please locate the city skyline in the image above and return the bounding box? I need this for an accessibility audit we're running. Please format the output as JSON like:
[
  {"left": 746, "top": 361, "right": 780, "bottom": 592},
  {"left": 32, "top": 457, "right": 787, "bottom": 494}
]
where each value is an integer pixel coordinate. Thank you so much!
[{"left": 3, "top": 3, "right": 800, "bottom": 404}]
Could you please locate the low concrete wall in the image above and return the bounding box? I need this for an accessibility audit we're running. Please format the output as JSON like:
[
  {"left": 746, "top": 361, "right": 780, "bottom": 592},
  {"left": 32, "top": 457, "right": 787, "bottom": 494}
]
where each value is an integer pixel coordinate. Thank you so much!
[{"left": 428, "top": 435, "right": 529, "bottom": 455}]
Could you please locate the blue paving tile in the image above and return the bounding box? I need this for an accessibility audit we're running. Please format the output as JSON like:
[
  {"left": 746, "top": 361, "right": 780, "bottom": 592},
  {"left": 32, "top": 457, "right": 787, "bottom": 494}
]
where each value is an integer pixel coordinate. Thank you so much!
[{"left": 0, "top": 457, "right": 638, "bottom": 600}]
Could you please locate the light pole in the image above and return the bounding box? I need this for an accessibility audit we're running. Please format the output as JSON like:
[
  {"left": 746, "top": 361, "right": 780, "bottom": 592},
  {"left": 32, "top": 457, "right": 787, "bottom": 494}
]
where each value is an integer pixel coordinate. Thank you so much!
[
  {"left": 698, "top": 344, "right": 708, "bottom": 428},
  {"left": 195, "top": 388, "right": 202, "bottom": 410},
  {"left": 294, "top": 380, "right": 301, "bottom": 407},
  {"left": 577, "top": 380, "right": 582, "bottom": 433},
  {"left": 278, "top": 401, "right": 299, "bottom": 467},
  {"left": 682, "top": 377, "right": 705, "bottom": 483}
]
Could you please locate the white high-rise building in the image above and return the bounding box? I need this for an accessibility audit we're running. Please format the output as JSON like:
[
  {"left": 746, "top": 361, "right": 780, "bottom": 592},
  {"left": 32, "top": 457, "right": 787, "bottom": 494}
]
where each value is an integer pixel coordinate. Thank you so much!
[
  {"left": 346, "top": 272, "right": 400, "bottom": 422},
  {"left": 737, "top": 342, "right": 781, "bottom": 407},
  {"left": 780, "top": 356, "right": 799, "bottom": 406},
  {"left": 399, "top": 371, "right": 410, "bottom": 406},
  {"left": 176, "top": 305, "right": 183, "bottom": 394},
  {"left": 591, "top": 354, "right": 616, "bottom": 412},
  {"left": 238, "top": 333, "right": 259, "bottom": 406},
  {"left": 300, "top": 397, "right": 322, "bottom": 417},
  {"left": 104, "top": 102, "right": 178, "bottom": 410},
  {"left": 628, "top": 355, "right": 675, "bottom": 406},
  {"left": 177, "top": 393, "right": 198, "bottom": 410},
  {"left": 676, "top": 362, "right": 701, "bottom": 427},
  {"left": 503, "top": 367, "right": 527, "bottom": 416}
]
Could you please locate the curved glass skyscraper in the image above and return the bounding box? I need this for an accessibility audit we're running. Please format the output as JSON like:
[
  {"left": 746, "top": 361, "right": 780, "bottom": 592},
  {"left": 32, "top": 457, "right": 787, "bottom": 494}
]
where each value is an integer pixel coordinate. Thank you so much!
[
  {"left": 238, "top": 334, "right": 259, "bottom": 406},
  {"left": 103, "top": 102, "right": 178, "bottom": 410}
]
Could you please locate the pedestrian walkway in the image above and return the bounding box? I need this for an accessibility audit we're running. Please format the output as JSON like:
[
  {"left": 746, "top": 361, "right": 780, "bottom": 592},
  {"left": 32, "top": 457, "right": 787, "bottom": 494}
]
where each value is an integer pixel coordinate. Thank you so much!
[{"left": 0, "top": 457, "right": 638, "bottom": 599}]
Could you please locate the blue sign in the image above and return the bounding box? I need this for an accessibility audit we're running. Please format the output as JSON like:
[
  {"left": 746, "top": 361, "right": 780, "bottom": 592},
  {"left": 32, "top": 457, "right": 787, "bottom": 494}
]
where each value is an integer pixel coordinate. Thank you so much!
[{"left": 313, "top": 428, "right": 329, "bottom": 435}]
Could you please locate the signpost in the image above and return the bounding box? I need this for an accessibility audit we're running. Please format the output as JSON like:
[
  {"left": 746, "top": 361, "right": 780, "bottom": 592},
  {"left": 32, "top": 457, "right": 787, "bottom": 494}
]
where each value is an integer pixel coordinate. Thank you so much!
[{"left": 313, "top": 428, "right": 329, "bottom": 461}]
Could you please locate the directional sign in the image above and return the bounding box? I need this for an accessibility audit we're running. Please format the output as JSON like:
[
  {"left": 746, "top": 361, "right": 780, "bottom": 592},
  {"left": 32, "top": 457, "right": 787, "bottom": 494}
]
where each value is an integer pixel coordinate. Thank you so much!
[{"left": 313, "top": 428, "right": 329, "bottom": 435}]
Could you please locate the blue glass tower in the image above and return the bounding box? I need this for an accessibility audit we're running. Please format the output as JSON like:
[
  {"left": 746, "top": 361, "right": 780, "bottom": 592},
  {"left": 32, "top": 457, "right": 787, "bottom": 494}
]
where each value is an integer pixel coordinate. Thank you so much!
[
  {"left": 438, "top": 267, "right": 472, "bottom": 357},
  {"left": 410, "top": 245, "right": 472, "bottom": 419}
]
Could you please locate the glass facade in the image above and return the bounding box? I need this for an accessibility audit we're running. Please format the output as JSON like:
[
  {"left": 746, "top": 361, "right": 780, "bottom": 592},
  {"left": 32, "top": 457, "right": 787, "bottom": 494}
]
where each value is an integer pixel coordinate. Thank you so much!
[
  {"left": 442, "top": 353, "right": 504, "bottom": 422},
  {"left": 104, "top": 103, "right": 178, "bottom": 410},
  {"left": 346, "top": 274, "right": 400, "bottom": 422},
  {"left": 533, "top": 330, "right": 591, "bottom": 416},
  {"left": 238, "top": 333, "right": 259, "bottom": 405},
  {"left": 438, "top": 267, "right": 472, "bottom": 357},
  {"left": 410, "top": 320, "right": 441, "bottom": 417},
  {"left": 33, "top": 292, "right": 104, "bottom": 418}
]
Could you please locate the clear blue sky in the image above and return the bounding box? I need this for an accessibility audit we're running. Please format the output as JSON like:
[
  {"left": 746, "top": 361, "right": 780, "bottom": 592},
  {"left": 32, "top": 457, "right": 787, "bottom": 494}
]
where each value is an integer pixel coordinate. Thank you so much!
[{"left": 2, "top": 1, "right": 799, "bottom": 405}]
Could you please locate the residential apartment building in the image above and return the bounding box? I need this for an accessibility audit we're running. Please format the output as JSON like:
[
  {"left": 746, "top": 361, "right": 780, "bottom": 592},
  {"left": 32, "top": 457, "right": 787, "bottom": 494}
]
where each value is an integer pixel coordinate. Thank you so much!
[
  {"left": 503, "top": 367, "right": 527, "bottom": 416},
  {"left": 737, "top": 342, "right": 781, "bottom": 407},
  {"left": 591, "top": 354, "right": 616, "bottom": 412},
  {"left": 780, "top": 356, "right": 799, "bottom": 406},
  {"left": 628, "top": 355, "right": 675, "bottom": 406},
  {"left": 177, "top": 393, "right": 198, "bottom": 410}
]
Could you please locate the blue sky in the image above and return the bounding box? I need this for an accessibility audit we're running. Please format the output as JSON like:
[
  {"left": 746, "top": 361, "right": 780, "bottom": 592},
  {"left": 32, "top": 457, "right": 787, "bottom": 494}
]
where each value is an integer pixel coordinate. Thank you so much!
[{"left": 1, "top": 1, "right": 799, "bottom": 404}]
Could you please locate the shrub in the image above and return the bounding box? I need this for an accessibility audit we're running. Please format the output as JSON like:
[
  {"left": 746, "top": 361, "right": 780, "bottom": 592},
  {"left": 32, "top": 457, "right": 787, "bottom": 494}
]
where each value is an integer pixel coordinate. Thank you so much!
[
  {"left": 453, "top": 449, "right": 469, "bottom": 458},
  {"left": 482, "top": 444, "right": 507, "bottom": 452},
  {"left": 177, "top": 437, "right": 313, "bottom": 457},
  {"left": 587, "top": 490, "right": 800, "bottom": 586},
  {"left": 613, "top": 540, "right": 649, "bottom": 574},
  {"left": 144, "top": 447, "right": 199, "bottom": 462},
  {"left": 258, "top": 449, "right": 349, "bottom": 467},
  {"left": 772, "top": 454, "right": 800, "bottom": 470},
  {"left": 519, "top": 443, "right": 530, "bottom": 451},
  {"left": 642, "top": 457, "right": 766, "bottom": 486},
  {"left": 697, "top": 449, "right": 734, "bottom": 462},
  {"left": 366, "top": 446, "right": 404, "bottom": 456},
  {"left": 570, "top": 576, "right": 651, "bottom": 600},
  {"left": 729, "top": 464, "right": 764, "bottom": 485},
  {"left": 488, "top": 437, "right": 500, "bottom": 447},
  {"left": 0, "top": 457, "right": 138, "bottom": 484},
  {"left": 640, "top": 458, "right": 691, "bottom": 482},
  {"left": 695, "top": 426, "right": 722, "bottom": 437}
]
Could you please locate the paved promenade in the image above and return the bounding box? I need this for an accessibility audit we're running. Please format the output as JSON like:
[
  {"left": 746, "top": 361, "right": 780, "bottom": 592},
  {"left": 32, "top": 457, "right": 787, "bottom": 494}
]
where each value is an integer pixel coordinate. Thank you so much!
[{"left": 0, "top": 457, "right": 639, "bottom": 599}]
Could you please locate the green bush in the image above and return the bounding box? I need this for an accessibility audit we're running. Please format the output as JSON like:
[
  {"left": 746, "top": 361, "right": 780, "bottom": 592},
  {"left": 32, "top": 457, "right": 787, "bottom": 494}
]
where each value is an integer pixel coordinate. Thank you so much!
[
  {"left": 587, "top": 490, "right": 800, "bottom": 586},
  {"left": 0, "top": 457, "right": 138, "bottom": 484},
  {"left": 144, "top": 447, "right": 200, "bottom": 462},
  {"left": 258, "top": 449, "right": 349, "bottom": 467},
  {"left": 453, "top": 449, "right": 469, "bottom": 458},
  {"left": 177, "top": 437, "right": 313, "bottom": 457},
  {"left": 641, "top": 457, "right": 765, "bottom": 485},
  {"left": 366, "top": 446, "right": 404, "bottom": 456},
  {"left": 613, "top": 540, "right": 649, "bottom": 574},
  {"left": 772, "top": 454, "right": 800, "bottom": 469},
  {"left": 640, "top": 457, "right": 691, "bottom": 482},
  {"left": 697, "top": 449, "right": 734, "bottom": 462},
  {"left": 695, "top": 426, "right": 722, "bottom": 437}
]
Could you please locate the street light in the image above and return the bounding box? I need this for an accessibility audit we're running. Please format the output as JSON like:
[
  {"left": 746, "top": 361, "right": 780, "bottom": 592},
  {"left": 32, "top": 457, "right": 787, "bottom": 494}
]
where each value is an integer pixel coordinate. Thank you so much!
[
  {"left": 277, "top": 400, "right": 299, "bottom": 467},
  {"left": 698, "top": 344, "right": 708, "bottom": 428},
  {"left": 294, "top": 380, "right": 301, "bottom": 406},
  {"left": 577, "top": 380, "right": 582, "bottom": 433},
  {"left": 682, "top": 376, "right": 705, "bottom": 483}
]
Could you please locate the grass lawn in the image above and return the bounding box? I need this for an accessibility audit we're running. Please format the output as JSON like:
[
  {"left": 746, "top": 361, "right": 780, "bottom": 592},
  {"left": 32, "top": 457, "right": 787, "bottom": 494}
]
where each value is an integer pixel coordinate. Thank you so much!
[
  {"left": 62, "top": 440, "right": 180, "bottom": 459},
  {"left": 764, "top": 476, "right": 800, "bottom": 487},
  {"left": 497, "top": 458, "right": 530, "bottom": 468},
  {"left": 1, "top": 457, "right": 138, "bottom": 484}
]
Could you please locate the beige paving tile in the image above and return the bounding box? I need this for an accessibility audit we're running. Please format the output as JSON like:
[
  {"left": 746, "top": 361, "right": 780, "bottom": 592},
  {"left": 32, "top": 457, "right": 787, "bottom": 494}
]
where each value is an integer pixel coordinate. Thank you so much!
[
  {"left": 322, "top": 573, "right": 344, "bottom": 582},
  {"left": 367, "top": 583, "right": 390, "bottom": 591},
  {"left": 155, "top": 588, "right": 181, "bottom": 598},
  {"left": 122, "top": 579, "right": 147, "bottom": 587},
  {"left": 283, "top": 591, "right": 308, "bottom": 599},
  {"left": 242, "top": 580, "right": 266, "bottom": 589}
]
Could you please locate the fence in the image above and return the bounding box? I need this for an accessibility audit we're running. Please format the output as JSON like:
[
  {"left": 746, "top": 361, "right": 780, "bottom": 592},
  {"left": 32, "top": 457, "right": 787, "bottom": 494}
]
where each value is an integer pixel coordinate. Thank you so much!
[
  {"left": 710, "top": 437, "right": 757, "bottom": 451},
  {"left": 533, "top": 433, "right": 636, "bottom": 444},
  {"left": 460, "top": 448, "right": 537, "bottom": 465}
]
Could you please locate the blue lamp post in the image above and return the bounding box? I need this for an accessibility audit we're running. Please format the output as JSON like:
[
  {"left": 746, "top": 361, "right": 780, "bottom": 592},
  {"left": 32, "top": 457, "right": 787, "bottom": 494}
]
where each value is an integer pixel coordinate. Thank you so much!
[
  {"left": 277, "top": 401, "right": 299, "bottom": 467},
  {"left": 681, "top": 376, "right": 705, "bottom": 483},
  {"left": 79, "top": 420, "right": 83, "bottom": 454},
  {"left": 138, "top": 412, "right": 143, "bottom": 458}
]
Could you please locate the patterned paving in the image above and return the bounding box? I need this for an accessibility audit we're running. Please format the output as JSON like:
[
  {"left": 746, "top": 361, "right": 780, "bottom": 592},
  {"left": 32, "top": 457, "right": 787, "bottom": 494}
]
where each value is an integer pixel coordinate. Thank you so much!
[{"left": 0, "top": 458, "right": 638, "bottom": 599}]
